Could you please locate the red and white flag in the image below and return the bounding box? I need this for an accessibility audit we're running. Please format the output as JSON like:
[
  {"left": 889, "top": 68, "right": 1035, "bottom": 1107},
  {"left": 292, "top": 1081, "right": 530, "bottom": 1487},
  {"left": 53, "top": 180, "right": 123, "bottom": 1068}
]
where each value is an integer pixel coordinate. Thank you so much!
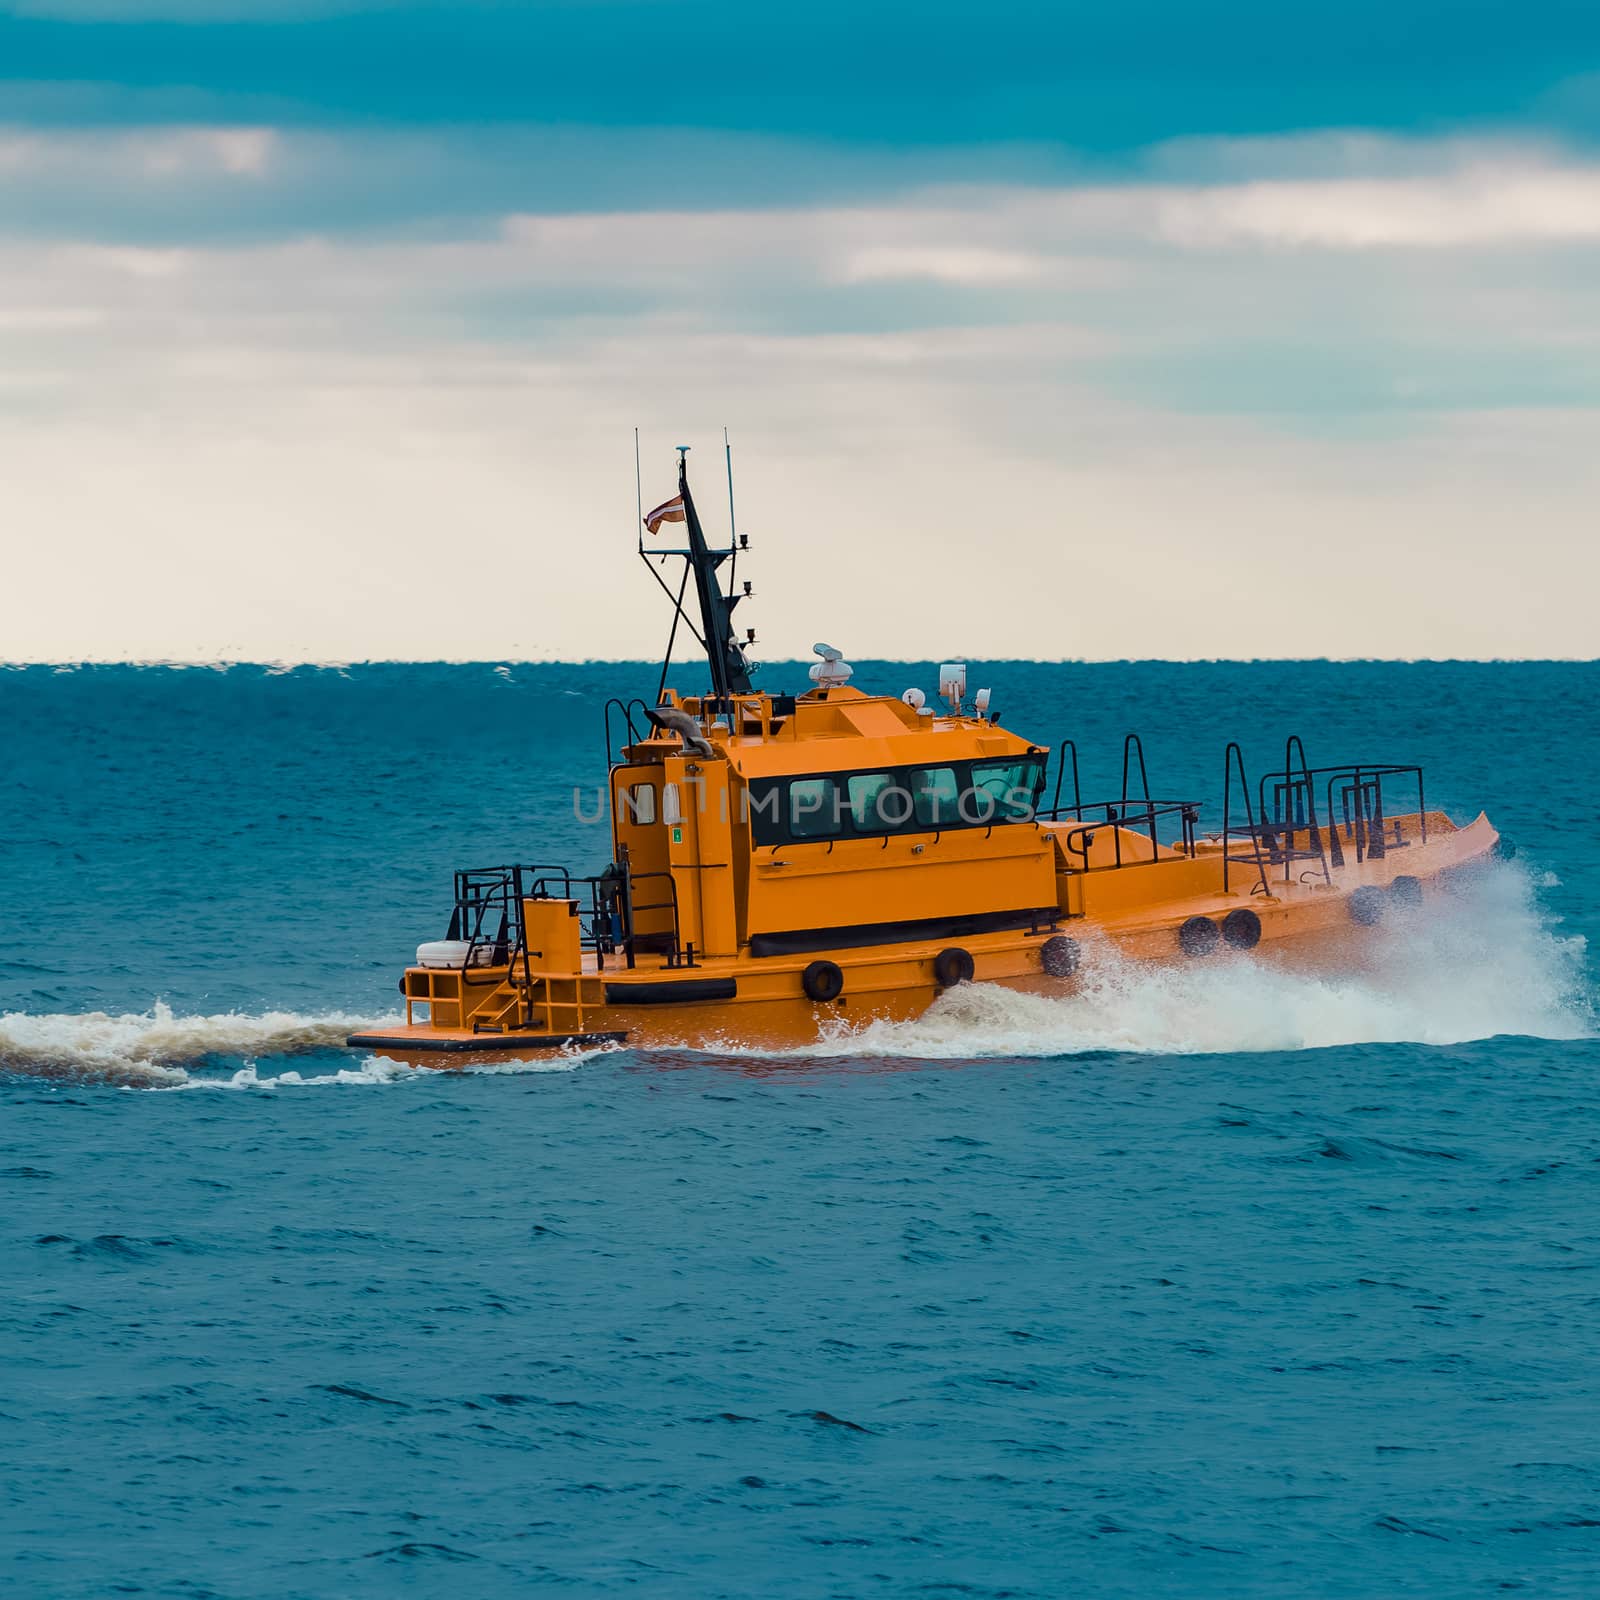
[{"left": 644, "top": 494, "right": 685, "bottom": 534}]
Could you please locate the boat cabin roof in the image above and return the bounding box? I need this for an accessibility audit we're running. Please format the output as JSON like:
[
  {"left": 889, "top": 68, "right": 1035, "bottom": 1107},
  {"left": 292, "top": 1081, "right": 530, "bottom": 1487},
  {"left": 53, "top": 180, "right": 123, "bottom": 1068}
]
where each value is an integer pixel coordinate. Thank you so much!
[{"left": 622, "top": 685, "right": 1045, "bottom": 782}]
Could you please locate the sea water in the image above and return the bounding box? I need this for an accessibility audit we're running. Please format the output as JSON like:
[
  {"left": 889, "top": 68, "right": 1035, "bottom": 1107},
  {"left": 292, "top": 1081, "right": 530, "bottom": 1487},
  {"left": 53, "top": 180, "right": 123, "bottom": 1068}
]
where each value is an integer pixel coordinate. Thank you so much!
[{"left": 1, "top": 660, "right": 1596, "bottom": 1597}]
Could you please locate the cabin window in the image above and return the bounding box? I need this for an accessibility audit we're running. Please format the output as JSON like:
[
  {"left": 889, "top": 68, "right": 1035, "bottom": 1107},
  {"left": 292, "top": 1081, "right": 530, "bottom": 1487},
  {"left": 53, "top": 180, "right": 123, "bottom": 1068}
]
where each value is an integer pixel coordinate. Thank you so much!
[
  {"left": 964, "top": 758, "right": 1044, "bottom": 824},
  {"left": 910, "top": 767, "right": 962, "bottom": 828},
  {"left": 745, "top": 757, "right": 1044, "bottom": 846},
  {"left": 789, "top": 777, "right": 843, "bottom": 839},
  {"left": 746, "top": 780, "right": 784, "bottom": 844},
  {"left": 621, "top": 782, "right": 656, "bottom": 826},
  {"left": 847, "top": 772, "right": 914, "bottom": 833}
]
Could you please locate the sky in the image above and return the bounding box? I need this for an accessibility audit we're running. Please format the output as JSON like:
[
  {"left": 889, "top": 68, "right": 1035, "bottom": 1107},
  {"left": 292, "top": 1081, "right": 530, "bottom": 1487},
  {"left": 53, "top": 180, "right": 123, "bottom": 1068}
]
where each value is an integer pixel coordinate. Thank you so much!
[{"left": 2, "top": 1, "right": 1599, "bottom": 663}]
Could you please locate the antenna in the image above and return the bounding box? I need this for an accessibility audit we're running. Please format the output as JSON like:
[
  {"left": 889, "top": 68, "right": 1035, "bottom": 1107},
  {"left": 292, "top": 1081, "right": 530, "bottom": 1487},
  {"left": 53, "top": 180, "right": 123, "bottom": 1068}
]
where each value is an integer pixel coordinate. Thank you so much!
[
  {"left": 634, "top": 428, "right": 644, "bottom": 556},
  {"left": 636, "top": 440, "right": 754, "bottom": 704},
  {"left": 724, "top": 427, "right": 739, "bottom": 589}
]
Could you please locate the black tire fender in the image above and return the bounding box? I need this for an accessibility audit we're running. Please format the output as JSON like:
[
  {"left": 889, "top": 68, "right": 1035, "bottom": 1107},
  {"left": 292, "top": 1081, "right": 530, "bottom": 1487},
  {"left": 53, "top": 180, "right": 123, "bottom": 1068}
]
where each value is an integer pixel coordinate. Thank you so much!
[
  {"left": 933, "top": 946, "right": 976, "bottom": 988},
  {"left": 1040, "top": 934, "right": 1081, "bottom": 978},
  {"left": 801, "top": 959, "right": 845, "bottom": 1002},
  {"left": 1349, "top": 885, "right": 1386, "bottom": 927},
  {"left": 1390, "top": 874, "right": 1422, "bottom": 909},
  {"left": 1178, "top": 916, "right": 1220, "bottom": 957},
  {"left": 1221, "top": 908, "right": 1262, "bottom": 950}
]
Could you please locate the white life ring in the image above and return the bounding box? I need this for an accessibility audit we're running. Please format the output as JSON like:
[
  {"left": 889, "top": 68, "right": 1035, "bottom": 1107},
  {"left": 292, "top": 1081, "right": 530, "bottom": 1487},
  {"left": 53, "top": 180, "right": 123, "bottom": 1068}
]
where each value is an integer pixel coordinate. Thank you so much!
[{"left": 415, "top": 940, "right": 493, "bottom": 969}]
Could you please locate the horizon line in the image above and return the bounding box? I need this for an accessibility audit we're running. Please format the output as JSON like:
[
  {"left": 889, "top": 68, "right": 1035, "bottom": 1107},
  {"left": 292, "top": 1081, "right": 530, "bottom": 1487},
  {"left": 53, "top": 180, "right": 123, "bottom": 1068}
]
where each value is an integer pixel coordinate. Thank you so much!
[{"left": 5, "top": 656, "right": 1598, "bottom": 671}]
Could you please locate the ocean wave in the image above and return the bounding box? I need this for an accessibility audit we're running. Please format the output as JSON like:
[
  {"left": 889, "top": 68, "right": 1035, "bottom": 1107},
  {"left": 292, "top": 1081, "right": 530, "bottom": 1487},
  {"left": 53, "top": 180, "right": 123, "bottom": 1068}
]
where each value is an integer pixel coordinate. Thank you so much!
[
  {"left": 172, "top": 1056, "right": 420, "bottom": 1090},
  {"left": 0, "top": 1002, "right": 391, "bottom": 1087},
  {"left": 173, "top": 1052, "right": 592, "bottom": 1091},
  {"left": 0, "top": 1001, "right": 616, "bottom": 1090}
]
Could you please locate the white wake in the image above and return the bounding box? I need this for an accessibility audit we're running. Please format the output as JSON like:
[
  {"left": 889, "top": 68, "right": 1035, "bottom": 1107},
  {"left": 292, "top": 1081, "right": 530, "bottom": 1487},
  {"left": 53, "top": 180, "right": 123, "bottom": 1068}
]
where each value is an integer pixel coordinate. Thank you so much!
[
  {"left": 174, "top": 1053, "right": 592, "bottom": 1091},
  {"left": 0, "top": 1001, "right": 609, "bottom": 1089},
  {"left": 785, "top": 861, "right": 1592, "bottom": 1060},
  {"left": 1, "top": 865, "right": 1590, "bottom": 1085},
  {"left": 0, "top": 1002, "right": 390, "bottom": 1087}
]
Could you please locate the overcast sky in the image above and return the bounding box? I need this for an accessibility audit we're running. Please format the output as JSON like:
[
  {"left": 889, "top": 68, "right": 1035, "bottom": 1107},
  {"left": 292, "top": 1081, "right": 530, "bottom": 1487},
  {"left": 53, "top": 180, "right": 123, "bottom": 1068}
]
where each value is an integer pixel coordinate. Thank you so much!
[{"left": 2, "top": 1, "right": 1598, "bottom": 663}]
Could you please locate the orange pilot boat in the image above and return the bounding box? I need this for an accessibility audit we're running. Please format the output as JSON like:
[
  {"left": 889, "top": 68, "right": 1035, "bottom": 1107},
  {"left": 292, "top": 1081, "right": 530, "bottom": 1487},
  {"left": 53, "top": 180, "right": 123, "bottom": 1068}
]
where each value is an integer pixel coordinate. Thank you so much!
[{"left": 348, "top": 446, "right": 1503, "bottom": 1063}]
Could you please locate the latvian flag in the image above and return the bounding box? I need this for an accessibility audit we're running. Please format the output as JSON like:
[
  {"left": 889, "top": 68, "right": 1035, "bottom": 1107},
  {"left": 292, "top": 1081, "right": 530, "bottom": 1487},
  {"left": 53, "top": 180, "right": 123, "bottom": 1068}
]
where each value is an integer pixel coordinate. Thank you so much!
[{"left": 644, "top": 494, "right": 686, "bottom": 534}]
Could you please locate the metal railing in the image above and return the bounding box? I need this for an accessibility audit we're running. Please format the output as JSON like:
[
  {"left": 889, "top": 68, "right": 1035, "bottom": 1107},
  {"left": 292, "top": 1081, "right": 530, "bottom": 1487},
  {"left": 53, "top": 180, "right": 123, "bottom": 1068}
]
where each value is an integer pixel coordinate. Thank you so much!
[
  {"left": 1054, "top": 799, "right": 1202, "bottom": 872},
  {"left": 1247, "top": 761, "right": 1426, "bottom": 867},
  {"left": 1324, "top": 764, "right": 1424, "bottom": 866},
  {"left": 1041, "top": 730, "right": 1429, "bottom": 895},
  {"left": 1219, "top": 742, "right": 1273, "bottom": 897},
  {"left": 603, "top": 697, "right": 657, "bottom": 769},
  {"left": 1040, "top": 732, "right": 1202, "bottom": 871},
  {"left": 1243, "top": 734, "right": 1334, "bottom": 887},
  {"left": 447, "top": 858, "right": 686, "bottom": 980}
]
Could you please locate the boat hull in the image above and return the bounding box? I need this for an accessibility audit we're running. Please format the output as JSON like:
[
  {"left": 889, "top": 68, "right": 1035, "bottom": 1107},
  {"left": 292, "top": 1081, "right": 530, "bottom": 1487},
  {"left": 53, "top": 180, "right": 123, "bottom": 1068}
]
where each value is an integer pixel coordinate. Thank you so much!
[{"left": 348, "top": 810, "right": 1503, "bottom": 1065}]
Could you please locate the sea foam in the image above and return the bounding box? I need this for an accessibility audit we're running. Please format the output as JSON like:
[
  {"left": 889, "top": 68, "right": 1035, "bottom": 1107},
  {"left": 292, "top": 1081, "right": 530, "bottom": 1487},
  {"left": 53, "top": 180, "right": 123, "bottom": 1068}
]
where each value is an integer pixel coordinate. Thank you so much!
[
  {"left": 787, "top": 861, "right": 1592, "bottom": 1061},
  {"left": 0, "top": 1002, "right": 389, "bottom": 1087},
  {"left": 1, "top": 866, "right": 1589, "bottom": 1088}
]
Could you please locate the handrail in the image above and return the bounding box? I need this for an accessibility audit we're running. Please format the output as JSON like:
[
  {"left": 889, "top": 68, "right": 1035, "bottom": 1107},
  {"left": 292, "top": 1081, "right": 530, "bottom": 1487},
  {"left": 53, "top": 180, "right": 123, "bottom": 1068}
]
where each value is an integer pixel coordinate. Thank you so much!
[
  {"left": 514, "top": 864, "right": 533, "bottom": 1024},
  {"left": 1221, "top": 742, "right": 1270, "bottom": 898},
  {"left": 1121, "top": 732, "right": 1152, "bottom": 812},
  {"left": 1263, "top": 734, "right": 1331, "bottom": 886},
  {"left": 603, "top": 697, "right": 655, "bottom": 768},
  {"left": 1040, "top": 792, "right": 1198, "bottom": 819},
  {"left": 451, "top": 868, "right": 524, "bottom": 987},
  {"left": 1250, "top": 761, "right": 1425, "bottom": 867},
  {"left": 1040, "top": 734, "right": 1199, "bottom": 868},
  {"left": 623, "top": 868, "right": 686, "bottom": 966},
  {"left": 449, "top": 858, "right": 686, "bottom": 977},
  {"left": 1055, "top": 799, "right": 1200, "bottom": 872},
  {"left": 1050, "top": 739, "right": 1082, "bottom": 821},
  {"left": 1325, "top": 766, "right": 1411, "bottom": 864},
  {"left": 1044, "top": 731, "right": 1168, "bottom": 864}
]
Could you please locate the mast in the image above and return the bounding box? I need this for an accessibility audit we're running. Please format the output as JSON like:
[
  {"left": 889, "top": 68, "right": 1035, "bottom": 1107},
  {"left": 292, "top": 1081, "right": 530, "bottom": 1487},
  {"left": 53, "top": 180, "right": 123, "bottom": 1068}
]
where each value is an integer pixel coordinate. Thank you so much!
[{"left": 674, "top": 447, "right": 752, "bottom": 701}]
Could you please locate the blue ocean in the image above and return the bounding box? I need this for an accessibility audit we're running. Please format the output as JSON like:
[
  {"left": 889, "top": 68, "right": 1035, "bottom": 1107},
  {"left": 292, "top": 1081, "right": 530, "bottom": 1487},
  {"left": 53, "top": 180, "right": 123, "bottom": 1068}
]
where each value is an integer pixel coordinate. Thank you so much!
[{"left": 2, "top": 660, "right": 1597, "bottom": 1598}]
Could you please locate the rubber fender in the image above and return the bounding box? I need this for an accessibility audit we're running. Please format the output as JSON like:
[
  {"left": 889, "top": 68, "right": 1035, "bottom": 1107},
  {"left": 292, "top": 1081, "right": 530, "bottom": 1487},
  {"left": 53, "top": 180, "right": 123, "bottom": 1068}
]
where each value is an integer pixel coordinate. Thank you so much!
[
  {"left": 1178, "top": 915, "right": 1220, "bottom": 957},
  {"left": 604, "top": 977, "right": 737, "bottom": 1006},
  {"left": 801, "top": 959, "right": 845, "bottom": 1002},
  {"left": 1221, "top": 908, "right": 1262, "bottom": 950},
  {"left": 1348, "top": 885, "right": 1386, "bottom": 927},
  {"left": 933, "top": 946, "right": 976, "bottom": 988},
  {"left": 1039, "top": 934, "right": 1081, "bottom": 978},
  {"left": 1390, "top": 874, "right": 1423, "bottom": 909}
]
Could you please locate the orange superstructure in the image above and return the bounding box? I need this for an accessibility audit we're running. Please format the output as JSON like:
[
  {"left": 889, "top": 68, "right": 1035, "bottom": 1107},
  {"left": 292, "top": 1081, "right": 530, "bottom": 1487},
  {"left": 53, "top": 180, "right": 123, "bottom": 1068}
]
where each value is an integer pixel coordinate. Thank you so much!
[{"left": 349, "top": 448, "right": 1502, "bottom": 1063}]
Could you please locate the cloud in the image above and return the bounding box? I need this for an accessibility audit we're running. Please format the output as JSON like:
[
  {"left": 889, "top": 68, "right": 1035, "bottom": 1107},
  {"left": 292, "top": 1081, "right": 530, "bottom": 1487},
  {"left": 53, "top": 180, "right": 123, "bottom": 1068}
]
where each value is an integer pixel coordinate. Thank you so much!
[
  {"left": 1149, "top": 165, "right": 1600, "bottom": 249},
  {"left": 0, "top": 120, "right": 1094, "bottom": 245},
  {"left": 0, "top": 123, "right": 278, "bottom": 184},
  {"left": 6, "top": 121, "right": 1600, "bottom": 261},
  {"left": 4, "top": 315, "right": 1596, "bottom": 662},
  {"left": 0, "top": 127, "right": 1597, "bottom": 660},
  {"left": 4, "top": 134, "right": 1599, "bottom": 373},
  {"left": 835, "top": 245, "right": 1050, "bottom": 286}
]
